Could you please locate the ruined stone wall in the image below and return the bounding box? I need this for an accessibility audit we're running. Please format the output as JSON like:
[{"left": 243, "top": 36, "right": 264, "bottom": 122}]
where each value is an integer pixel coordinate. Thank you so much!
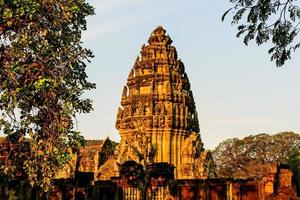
[{"left": 93, "top": 162, "right": 299, "bottom": 200}]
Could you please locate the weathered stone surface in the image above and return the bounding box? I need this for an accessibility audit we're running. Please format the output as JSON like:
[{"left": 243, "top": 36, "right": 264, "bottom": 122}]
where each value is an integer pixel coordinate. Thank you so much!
[
  {"left": 55, "top": 151, "right": 77, "bottom": 179},
  {"left": 55, "top": 138, "right": 116, "bottom": 179},
  {"left": 54, "top": 140, "right": 104, "bottom": 179},
  {"left": 97, "top": 156, "right": 119, "bottom": 180},
  {"left": 77, "top": 144, "right": 102, "bottom": 173},
  {"left": 99, "top": 26, "right": 214, "bottom": 179},
  {"left": 103, "top": 164, "right": 299, "bottom": 200}
]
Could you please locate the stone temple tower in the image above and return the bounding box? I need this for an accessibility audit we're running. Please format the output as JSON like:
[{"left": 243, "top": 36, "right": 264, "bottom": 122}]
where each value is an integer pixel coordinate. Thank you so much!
[{"left": 112, "top": 26, "right": 213, "bottom": 179}]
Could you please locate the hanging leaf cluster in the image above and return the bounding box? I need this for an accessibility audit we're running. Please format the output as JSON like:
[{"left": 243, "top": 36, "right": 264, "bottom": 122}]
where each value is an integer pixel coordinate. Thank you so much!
[
  {"left": 223, "top": 0, "right": 300, "bottom": 66},
  {"left": 0, "top": 0, "right": 95, "bottom": 190}
]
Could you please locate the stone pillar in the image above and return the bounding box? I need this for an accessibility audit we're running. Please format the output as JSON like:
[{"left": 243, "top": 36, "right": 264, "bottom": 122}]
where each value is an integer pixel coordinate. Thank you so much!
[
  {"left": 152, "top": 131, "right": 157, "bottom": 163},
  {"left": 226, "top": 182, "right": 232, "bottom": 200},
  {"left": 163, "top": 130, "right": 171, "bottom": 163},
  {"left": 278, "top": 168, "right": 293, "bottom": 189}
]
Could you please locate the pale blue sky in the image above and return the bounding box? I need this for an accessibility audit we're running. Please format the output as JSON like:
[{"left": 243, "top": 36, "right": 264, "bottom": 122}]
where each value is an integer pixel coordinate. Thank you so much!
[{"left": 78, "top": 0, "right": 300, "bottom": 149}]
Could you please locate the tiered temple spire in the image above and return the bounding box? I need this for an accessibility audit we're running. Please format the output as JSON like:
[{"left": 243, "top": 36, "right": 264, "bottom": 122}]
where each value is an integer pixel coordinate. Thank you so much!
[{"left": 113, "top": 26, "right": 210, "bottom": 179}]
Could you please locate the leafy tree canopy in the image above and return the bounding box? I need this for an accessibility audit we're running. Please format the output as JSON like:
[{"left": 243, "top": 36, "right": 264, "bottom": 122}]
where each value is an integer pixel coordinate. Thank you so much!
[
  {"left": 286, "top": 146, "right": 300, "bottom": 195},
  {"left": 287, "top": 146, "right": 300, "bottom": 173},
  {"left": 223, "top": 0, "right": 300, "bottom": 66},
  {"left": 212, "top": 132, "right": 300, "bottom": 178},
  {"left": 0, "top": 0, "right": 95, "bottom": 190}
]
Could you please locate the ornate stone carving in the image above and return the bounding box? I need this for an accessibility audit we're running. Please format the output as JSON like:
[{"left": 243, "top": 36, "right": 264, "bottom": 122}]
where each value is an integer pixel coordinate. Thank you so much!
[
  {"left": 100, "top": 26, "right": 213, "bottom": 180},
  {"left": 129, "top": 69, "right": 134, "bottom": 78},
  {"left": 117, "top": 107, "right": 123, "bottom": 119},
  {"left": 122, "top": 86, "right": 128, "bottom": 98}
]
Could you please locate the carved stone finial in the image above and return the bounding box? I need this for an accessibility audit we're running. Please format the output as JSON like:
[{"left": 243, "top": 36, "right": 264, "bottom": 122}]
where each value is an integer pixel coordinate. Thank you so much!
[
  {"left": 122, "top": 86, "right": 128, "bottom": 98},
  {"left": 148, "top": 26, "right": 173, "bottom": 45},
  {"left": 129, "top": 69, "right": 134, "bottom": 78},
  {"left": 152, "top": 26, "right": 166, "bottom": 36},
  {"left": 135, "top": 55, "right": 140, "bottom": 63},
  {"left": 117, "top": 107, "right": 123, "bottom": 119}
]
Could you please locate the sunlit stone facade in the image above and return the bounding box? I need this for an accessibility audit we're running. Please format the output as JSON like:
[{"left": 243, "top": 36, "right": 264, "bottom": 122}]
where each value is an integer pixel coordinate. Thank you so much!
[{"left": 105, "top": 26, "right": 215, "bottom": 179}]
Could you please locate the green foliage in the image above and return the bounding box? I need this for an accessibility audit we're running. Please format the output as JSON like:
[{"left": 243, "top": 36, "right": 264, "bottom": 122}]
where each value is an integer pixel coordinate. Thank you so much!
[
  {"left": 287, "top": 147, "right": 300, "bottom": 172},
  {"left": 0, "top": 0, "right": 95, "bottom": 191},
  {"left": 212, "top": 132, "right": 300, "bottom": 178},
  {"left": 223, "top": 0, "right": 300, "bottom": 66},
  {"left": 286, "top": 147, "right": 300, "bottom": 195}
]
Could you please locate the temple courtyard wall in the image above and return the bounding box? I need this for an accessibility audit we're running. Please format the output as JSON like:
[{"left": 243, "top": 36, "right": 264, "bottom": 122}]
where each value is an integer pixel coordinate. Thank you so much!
[{"left": 49, "top": 162, "right": 298, "bottom": 199}]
